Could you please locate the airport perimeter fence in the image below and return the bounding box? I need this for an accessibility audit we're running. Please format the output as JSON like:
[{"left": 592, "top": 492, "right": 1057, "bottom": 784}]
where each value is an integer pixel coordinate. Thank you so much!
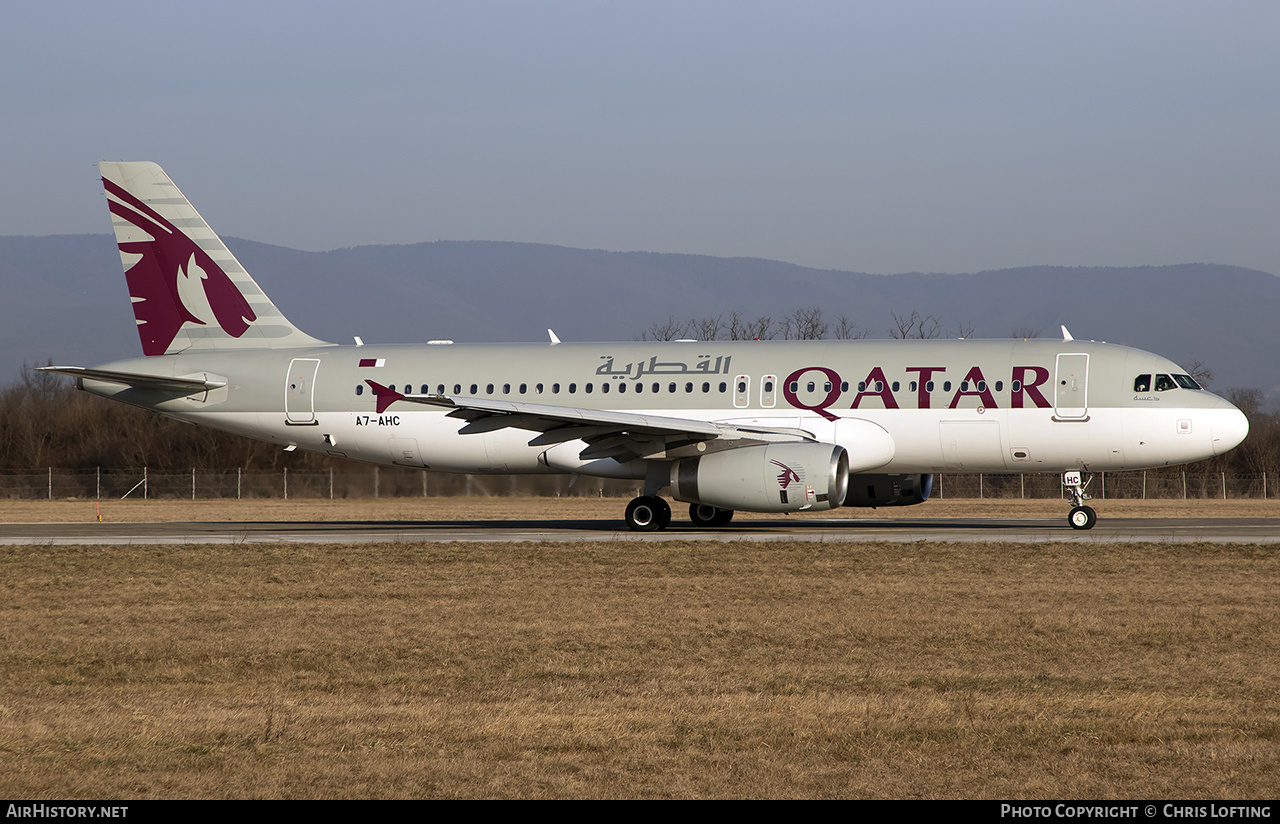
[
  {"left": 0, "top": 467, "right": 637, "bottom": 501},
  {"left": 0, "top": 467, "right": 1276, "bottom": 501}
]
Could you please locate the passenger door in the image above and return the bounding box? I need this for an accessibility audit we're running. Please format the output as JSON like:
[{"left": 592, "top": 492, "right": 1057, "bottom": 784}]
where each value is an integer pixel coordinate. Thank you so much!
[
  {"left": 1054, "top": 353, "right": 1089, "bottom": 420},
  {"left": 285, "top": 358, "right": 321, "bottom": 425}
]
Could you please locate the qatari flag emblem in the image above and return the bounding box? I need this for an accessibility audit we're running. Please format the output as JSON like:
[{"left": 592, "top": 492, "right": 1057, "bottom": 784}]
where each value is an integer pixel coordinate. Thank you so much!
[{"left": 358, "top": 358, "right": 386, "bottom": 368}]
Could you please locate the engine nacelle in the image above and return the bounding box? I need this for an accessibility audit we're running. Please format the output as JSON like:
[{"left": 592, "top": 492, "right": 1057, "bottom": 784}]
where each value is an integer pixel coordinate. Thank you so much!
[
  {"left": 669, "top": 443, "right": 849, "bottom": 513},
  {"left": 842, "top": 473, "right": 933, "bottom": 507}
]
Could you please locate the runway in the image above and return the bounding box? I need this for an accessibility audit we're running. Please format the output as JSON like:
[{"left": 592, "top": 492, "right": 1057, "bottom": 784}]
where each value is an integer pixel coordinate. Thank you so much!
[{"left": 1, "top": 516, "right": 1277, "bottom": 544}]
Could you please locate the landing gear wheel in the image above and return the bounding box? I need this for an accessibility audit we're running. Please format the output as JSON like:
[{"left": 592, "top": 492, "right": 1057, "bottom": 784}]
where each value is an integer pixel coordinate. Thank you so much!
[
  {"left": 654, "top": 498, "right": 671, "bottom": 530},
  {"left": 1068, "top": 505, "right": 1097, "bottom": 530},
  {"left": 689, "top": 503, "right": 734, "bottom": 528},
  {"left": 626, "top": 496, "right": 671, "bottom": 532}
]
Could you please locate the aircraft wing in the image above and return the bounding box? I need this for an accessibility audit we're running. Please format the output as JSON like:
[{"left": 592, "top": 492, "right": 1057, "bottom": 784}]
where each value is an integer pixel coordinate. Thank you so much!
[{"left": 365, "top": 380, "right": 812, "bottom": 462}]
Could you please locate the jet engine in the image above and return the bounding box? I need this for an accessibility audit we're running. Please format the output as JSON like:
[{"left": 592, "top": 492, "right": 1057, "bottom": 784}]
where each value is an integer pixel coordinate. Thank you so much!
[
  {"left": 842, "top": 473, "right": 933, "bottom": 507},
  {"left": 669, "top": 443, "right": 849, "bottom": 513}
]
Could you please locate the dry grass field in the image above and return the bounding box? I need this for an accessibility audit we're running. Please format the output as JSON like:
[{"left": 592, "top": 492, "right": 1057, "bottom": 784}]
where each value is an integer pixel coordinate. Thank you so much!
[{"left": 2, "top": 530, "right": 1278, "bottom": 798}]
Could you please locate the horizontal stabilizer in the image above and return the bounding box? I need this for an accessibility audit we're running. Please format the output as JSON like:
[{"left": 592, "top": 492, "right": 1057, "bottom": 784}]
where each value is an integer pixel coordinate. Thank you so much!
[{"left": 39, "top": 366, "right": 226, "bottom": 393}]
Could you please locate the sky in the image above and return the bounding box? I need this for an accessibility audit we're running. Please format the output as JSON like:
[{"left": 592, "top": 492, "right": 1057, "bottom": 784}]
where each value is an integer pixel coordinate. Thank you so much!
[{"left": 3, "top": 1, "right": 1278, "bottom": 276}]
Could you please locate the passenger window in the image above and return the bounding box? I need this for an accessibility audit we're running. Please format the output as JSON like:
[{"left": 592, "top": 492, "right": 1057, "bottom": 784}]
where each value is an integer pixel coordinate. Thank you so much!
[
  {"left": 1134, "top": 374, "right": 1151, "bottom": 393},
  {"left": 1154, "top": 374, "right": 1176, "bottom": 392},
  {"left": 356, "top": 384, "right": 364, "bottom": 395}
]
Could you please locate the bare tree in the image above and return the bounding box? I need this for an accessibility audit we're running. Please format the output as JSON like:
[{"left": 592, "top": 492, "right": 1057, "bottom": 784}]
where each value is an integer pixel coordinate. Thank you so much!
[
  {"left": 690, "top": 314, "right": 726, "bottom": 342},
  {"left": 1223, "top": 388, "right": 1277, "bottom": 474},
  {"left": 639, "top": 315, "right": 689, "bottom": 341},
  {"left": 1186, "top": 358, "right": 1214, "bottom": 387},
  {"left": 788, "top": 306, "right": 828, "bottom": 340},
  {"left": 835, "top": 314, "right": 871, "bottom": 340},
  {"left": 745, "top": 316, "right": 776, "bottom": 340},
  {"left": 1010, "top": 327, "right": 1041, "bottom": 339},
  {"left": 888, "top": 310, "right": 944, "bottom": 340}
]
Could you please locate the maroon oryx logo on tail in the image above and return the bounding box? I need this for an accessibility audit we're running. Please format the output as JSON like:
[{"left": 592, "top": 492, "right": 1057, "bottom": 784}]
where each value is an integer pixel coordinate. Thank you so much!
[
  {"left": 770, "top": 459, "right": 801, "bottom": 489},
  {"left": 104, "top": 177, "right": 256, "bottom": 355}
]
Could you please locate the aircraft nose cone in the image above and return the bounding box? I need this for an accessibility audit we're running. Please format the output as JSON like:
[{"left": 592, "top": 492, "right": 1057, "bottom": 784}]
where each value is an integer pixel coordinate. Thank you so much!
[{"left": 1212, "top": 406, "right": 1250, "bottom": 456}]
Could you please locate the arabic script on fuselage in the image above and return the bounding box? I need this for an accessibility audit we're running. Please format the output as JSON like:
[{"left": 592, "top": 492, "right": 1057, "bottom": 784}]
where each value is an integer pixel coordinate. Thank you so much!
[{"left": 595, "top": 355, "right": 732, "bottom": 380}]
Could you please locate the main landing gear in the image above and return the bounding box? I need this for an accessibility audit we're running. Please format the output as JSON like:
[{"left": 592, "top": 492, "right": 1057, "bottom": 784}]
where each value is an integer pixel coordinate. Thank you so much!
[
  {"left": 688, "top": 503, "right": 734, "bottom": 528},
  {"left": 624, "top": 496, "right": 671, "bottom": 532},
  {"left": 623, "top": 496, "right": 736, "bottom": 531},
  {"left": 1063, "top": 470, "right": 1097, "bottom": 530}
]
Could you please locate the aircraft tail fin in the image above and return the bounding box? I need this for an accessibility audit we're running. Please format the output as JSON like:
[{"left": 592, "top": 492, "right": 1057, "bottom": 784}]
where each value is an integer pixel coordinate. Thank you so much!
[{"left": 99, "top": 161, "right": 330, "bottom": 356}]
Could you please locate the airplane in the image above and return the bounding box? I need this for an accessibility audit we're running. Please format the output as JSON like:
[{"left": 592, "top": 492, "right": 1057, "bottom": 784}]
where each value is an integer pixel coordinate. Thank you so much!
[{"left": 41, "top": 161, "right": 1250, "bottom": 532}]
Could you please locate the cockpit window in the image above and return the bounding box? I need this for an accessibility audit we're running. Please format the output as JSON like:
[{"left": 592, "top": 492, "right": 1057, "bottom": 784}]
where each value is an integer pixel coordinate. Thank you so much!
[
  {"left": 1133, "top": 374, "right": 1150, "bottom": 393},
  {"left": 1173, "top": 374, "right": 1201, "bottom": 390},
  {"left": 1154, "top": 374, "right": 1177, "bottom": 392}
]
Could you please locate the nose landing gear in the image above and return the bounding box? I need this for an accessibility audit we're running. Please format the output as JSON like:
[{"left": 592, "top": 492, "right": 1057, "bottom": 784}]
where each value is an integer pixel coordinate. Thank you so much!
[{"left": 1063, "top": 470, "right": 1096, "bottom": 530}]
